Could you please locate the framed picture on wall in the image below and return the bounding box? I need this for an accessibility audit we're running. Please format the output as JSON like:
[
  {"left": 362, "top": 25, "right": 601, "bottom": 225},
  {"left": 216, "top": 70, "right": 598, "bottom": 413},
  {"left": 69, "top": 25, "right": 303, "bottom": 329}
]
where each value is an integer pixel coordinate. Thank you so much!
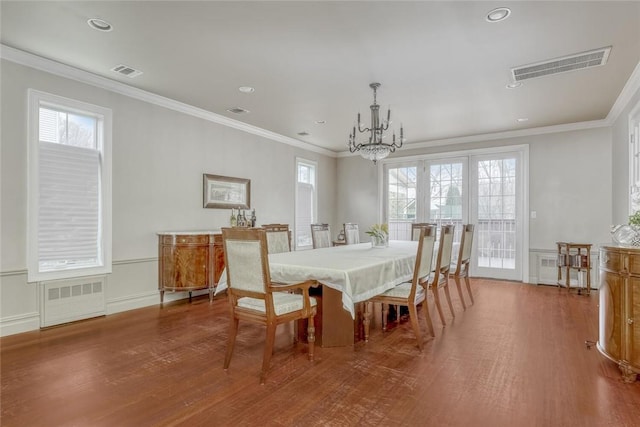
[{"left": 203, "top": 174, "right": 251, "bottom": 209}]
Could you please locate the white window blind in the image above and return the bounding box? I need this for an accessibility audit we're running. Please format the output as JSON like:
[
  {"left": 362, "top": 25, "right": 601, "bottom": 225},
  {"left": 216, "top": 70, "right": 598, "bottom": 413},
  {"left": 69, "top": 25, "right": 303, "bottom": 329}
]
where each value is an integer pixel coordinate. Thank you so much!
[
  {"left": 38, "top": 141, "right": 101, "bottom": 269},
  {"left": 28, "top": 90, "right": 112, "bottom": 282}
]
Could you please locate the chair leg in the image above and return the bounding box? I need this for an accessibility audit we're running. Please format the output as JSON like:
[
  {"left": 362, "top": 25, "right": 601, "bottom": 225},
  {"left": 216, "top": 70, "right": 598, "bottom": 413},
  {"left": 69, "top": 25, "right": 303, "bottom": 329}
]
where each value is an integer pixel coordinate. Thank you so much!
[
  {"left": 307, "top": 315, "right": 315, "bottom": 361},
  {"left": 407, "top": 304, "right": 423, "bottom": 351},
  {"left": 382, "top": 303, "right": 389, "bottom": 331},
  {"left": 432, "top": 287, "right": 446, "bottom": 325},
  {"left": 422, "top": 298, "right": 435, "bottom": 337},
  {"left": 453, "top": 275, "right": 467, "bottom": 310},
  {"left": 223, "top": 317, "right": 239, "bottom": 370},
  {"left": 464, "top": 275, "right": 474, "bottom": 304},
  {"left": 443, "top": 280, "right": 456, "bottom": 318},
  {"left": 260, "top": 323, "right": 277, "bottom": 384}
]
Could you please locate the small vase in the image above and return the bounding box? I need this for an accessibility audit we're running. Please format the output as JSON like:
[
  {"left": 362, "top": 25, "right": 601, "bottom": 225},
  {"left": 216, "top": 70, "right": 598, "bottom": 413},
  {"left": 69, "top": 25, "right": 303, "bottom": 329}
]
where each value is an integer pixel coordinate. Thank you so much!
[
  {"left": 611, "top": 225, "right": 640, "bottom": 246},
  {"left": 371, "top": 234, "right": 388, "bottom": 248}
]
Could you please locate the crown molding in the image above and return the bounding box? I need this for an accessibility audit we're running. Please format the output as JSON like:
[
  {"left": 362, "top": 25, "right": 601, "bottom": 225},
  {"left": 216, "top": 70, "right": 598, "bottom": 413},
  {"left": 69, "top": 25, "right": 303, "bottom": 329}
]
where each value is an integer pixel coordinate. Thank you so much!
[
  {"left": 607, "top": 60, "right": 640, "bottom": 123},
  {"left": 0, "top": 44, "right": 336, "bottom": 158},
  {"left": 336, "top": 119, "right": 610, "bottom": 157}
]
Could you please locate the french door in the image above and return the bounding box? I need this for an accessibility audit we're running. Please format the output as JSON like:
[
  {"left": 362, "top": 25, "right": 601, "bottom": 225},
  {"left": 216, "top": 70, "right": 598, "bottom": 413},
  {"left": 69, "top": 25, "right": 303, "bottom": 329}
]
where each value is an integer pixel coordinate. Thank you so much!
[{"left": 383, "top": 148, "right": 525, "bottom": 281}]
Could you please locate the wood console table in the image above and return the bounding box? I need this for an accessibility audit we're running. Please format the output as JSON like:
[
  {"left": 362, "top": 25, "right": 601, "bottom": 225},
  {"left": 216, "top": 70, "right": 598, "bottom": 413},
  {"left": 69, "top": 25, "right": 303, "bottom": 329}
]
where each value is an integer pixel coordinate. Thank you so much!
[
  {"left": 157, "top": 231, "right": 225, "bottom": 303},
  {"left": 598, "top": 244, "right": 640, "bottom": 382}
]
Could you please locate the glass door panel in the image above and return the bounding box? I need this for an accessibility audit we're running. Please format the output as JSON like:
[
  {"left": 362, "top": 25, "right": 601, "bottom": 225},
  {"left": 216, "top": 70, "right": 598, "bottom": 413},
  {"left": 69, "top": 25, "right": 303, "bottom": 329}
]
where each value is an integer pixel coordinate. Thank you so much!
[
  {"left": 471, "top": 155, "right": 522, "bottom": 280},
  {"left": 427, "top": 161, "right": 465, "bottom": 242},
  {"left": 385, "top": 165, "right": 417, "bottom": 240}
]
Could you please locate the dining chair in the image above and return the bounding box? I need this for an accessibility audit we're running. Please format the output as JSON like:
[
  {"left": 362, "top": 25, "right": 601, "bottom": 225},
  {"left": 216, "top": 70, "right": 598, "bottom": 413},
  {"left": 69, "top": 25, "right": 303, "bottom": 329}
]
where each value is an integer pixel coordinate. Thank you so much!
[
  {"left": 365, "top": 225, "right": 437, "bottom": 350},
  {"left": 221, "top": 227, "right": 318, "bottom": 384},
  {"left": 262, "top": 223, "right": 292, "bottom": 253},
  {"left": 450, "top": 224, "right": 475, "bottom": 309},
  {"left": 343, "top": 223, "right": 360, "bottom": 245},
  {"left": 310, "top": 223, "right": 332, "bottom": 249},
  {"left": 411, "top": 222, "right": 437, "bottom": 241},
  {"left": 428, "top": 224, "right": 456, "bottom": 325}
]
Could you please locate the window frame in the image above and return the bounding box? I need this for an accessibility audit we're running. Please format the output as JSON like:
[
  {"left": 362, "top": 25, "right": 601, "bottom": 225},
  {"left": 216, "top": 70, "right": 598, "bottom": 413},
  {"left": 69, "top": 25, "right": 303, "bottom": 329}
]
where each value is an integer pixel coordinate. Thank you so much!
[
  {"left": 27, "top": 89, "right": 112, "bottom": 282},
  {"left": 294, "top": 157, "right": 318, "bottom": 250}
]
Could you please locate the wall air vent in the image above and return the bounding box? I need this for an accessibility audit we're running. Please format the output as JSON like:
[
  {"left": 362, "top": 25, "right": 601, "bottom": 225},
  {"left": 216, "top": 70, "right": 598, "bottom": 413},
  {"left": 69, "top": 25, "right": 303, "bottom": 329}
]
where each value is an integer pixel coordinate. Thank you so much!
[
  {"left": 226, "top": 107, "right": 250, "bottom": 114},
  {"left": 511, "top": 46, "right": 611, "bottom": 82},
  {"left": 111, "top": 64, "right": 143, "bottom": 78}
]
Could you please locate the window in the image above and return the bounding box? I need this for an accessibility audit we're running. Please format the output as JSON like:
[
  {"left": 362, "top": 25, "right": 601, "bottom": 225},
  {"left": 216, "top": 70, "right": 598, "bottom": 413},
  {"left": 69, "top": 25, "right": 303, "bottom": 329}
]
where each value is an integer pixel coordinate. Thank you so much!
[
  {"left": 28, "top": 90, "right": 112, "bottom": 282},
  {"left": 295, "top": 158, "right": 317, "bottom": 250}
]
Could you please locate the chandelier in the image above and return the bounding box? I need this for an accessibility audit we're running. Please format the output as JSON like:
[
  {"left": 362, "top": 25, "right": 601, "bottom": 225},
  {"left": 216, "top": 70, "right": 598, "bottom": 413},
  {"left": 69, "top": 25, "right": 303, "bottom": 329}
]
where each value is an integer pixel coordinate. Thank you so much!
[{"left": 348, "top": 82, "right": 404, "bottom": 164}]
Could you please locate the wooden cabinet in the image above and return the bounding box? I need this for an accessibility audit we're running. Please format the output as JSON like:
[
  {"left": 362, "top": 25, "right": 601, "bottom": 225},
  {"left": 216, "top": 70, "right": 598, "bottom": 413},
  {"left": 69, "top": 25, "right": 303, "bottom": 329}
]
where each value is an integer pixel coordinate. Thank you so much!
[
  {"left": 157, "top": 231, "right": 225, "bottom": 303},
  {"left": 556, "top": 242, "right": 592, "bottom": 295},
  {"left": 598, "top": 245, "right": 640, "bottom": 382}
]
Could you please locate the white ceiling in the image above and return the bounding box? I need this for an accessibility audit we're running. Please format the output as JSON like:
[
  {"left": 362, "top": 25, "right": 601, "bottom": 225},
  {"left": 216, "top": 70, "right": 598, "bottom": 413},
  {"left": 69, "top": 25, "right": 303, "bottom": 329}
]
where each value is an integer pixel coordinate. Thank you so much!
[{"left": 2, "top": 1, "right": 639, "bottom": 154}]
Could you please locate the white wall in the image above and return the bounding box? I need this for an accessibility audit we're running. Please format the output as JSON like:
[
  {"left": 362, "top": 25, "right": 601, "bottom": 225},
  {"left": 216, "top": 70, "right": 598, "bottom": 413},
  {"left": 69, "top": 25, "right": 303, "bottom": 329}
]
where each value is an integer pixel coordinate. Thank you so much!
[{"left": 0, "top": 59, "right": 337, "bottom": 335}]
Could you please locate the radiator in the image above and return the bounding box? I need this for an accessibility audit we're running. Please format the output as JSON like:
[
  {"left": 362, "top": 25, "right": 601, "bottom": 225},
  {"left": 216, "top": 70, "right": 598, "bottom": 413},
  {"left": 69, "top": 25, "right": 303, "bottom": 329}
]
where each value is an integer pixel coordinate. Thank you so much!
[
  {"left": 537, "top": 254, "right": 558, "bottom": 285},
  {"left": 39, "top": 275, "right": 107, "bottom": 327}
]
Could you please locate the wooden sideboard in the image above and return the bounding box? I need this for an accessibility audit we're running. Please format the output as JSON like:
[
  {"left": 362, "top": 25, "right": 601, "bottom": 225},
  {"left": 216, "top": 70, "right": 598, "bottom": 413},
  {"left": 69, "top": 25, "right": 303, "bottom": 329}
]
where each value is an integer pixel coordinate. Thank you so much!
[
  {"left": 157, "top": 231, "right": 225, "bottom": 303},
  {"left": 598, "top": 245, "right": 640, "bottom": 382}
]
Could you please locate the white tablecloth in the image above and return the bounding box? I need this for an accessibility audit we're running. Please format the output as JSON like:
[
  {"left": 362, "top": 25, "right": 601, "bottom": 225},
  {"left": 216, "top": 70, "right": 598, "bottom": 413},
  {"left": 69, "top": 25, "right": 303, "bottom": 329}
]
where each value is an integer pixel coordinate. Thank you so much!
[{"left": 216, "top": 240, "right": 418, "bottom": 318}]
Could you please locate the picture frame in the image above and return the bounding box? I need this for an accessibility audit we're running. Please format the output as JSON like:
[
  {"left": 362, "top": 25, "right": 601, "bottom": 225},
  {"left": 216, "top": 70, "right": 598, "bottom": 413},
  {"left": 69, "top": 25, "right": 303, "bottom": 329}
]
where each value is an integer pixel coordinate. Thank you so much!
[{"left": 203, "top": 174, "right": 251, "bottom": 209}]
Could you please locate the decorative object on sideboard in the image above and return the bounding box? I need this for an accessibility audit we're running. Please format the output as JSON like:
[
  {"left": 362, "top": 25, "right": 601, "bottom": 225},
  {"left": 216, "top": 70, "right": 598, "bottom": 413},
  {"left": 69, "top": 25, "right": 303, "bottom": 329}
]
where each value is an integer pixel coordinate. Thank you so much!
[
  {"left": 347, "top": 82, "right": 405, "bottom": 164},
  {"left": 611, "top": 211, "right": 640, "bottom": 246},
  {"left": 203, "top": 174, "right": 250, "bottom": 209},
  {"left": 366, "top": 223, "right": 389, "bottom": 248},
  {"left": 229, "top": 208, "right": 256, "bottom": 227}
]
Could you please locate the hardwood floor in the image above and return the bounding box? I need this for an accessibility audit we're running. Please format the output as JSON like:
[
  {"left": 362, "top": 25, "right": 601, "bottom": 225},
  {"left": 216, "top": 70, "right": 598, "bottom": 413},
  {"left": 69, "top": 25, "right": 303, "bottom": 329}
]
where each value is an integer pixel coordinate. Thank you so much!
[{"left": 2, "top": 280, "right": 639, "bottom": 427}]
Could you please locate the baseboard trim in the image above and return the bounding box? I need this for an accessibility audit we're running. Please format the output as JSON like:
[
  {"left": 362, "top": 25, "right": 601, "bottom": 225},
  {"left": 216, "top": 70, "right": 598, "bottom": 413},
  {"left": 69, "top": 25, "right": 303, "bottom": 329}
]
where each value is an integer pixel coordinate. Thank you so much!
[{"left": 0, "top": 312, "right": 40, "bottom": 337}]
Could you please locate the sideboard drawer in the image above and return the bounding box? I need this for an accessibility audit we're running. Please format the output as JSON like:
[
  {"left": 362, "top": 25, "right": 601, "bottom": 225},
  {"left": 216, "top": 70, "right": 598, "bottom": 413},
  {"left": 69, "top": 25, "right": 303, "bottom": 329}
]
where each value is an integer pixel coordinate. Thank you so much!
[
  {"left": 161, "top": 234, "right": 210, "bottom": 245},
  {"left": 600, "top": 251, "right": 622, "bottom": 272}
]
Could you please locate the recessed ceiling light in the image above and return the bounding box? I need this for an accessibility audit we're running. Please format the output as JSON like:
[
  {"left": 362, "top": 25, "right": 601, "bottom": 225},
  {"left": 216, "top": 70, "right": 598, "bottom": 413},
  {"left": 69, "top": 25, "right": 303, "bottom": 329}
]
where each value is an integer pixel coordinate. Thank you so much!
[
  {"left": 506, "top": 82, "right": 523, "bottom": 89},
  {"left": 238, "top": 86, "right": 255, "bottom": 94},
  {"left": 226, "top": 107, "right": 250, "bottom": 114},
  {"left": 314, "top": 120, "right": 326, "bottom": 125},
  {"left": 87, "top": 18, "right": 113, "bottom": 32},
  {"left": 517, "top": 118, "right": 529, "bottom": 122},
  {"left": 486, "top": 7, "right": 511, "bottom": 23}
]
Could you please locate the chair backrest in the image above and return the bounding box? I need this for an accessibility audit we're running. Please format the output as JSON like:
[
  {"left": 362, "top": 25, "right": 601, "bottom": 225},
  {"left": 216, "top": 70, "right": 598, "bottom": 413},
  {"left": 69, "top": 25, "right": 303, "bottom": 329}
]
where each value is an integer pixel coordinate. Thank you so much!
[
  {"left": 411, "top": 223, "right": 437, "bottom": 241},
  {"left": 413, "top": 225, "right": 437, "bottom": 282},
  {"left": 311, "top": 223, "right": 332, "bottom": 249},
  {"left": 434, "top": 224, "right": 455, "bottom": 278},
  {"left": 343, "top": 223, "right": 360, "bottom": 245},
  {"left": 454, "top": 224, "right": 475, "bottom": 273},
  {"left": 221, "top": 227, "right": 269, "bottom": 295},
  {"left": 262, "top": 224, "right": 291, "bottom": 254}
]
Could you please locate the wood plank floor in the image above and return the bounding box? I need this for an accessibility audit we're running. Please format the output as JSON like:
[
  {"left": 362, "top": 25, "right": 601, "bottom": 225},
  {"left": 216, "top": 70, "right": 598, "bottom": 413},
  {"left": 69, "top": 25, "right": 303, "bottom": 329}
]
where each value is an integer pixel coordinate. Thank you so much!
[{"left": 2, "top": 280, "right": 639, "bottom": 427}]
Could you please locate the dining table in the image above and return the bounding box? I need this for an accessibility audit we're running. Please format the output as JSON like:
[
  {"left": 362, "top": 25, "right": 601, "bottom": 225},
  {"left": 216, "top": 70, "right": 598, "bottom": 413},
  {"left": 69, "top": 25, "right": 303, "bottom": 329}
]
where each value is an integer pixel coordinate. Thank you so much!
[{"left": 216, "top": 240, "right": 419, "bottom": 346}]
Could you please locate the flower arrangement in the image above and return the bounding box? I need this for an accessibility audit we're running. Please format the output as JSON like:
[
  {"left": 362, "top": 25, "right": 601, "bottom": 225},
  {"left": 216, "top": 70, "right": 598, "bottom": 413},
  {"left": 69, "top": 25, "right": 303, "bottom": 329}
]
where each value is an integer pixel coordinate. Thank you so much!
[
  {"left": 366, "top": 223, "right": 389, "bottom": 239},
  {"left": 366, "top": 223, "right": 389, "bottom": 247},
  {"left": 630, "top": 211, "right": 640, "bottom": 227}
]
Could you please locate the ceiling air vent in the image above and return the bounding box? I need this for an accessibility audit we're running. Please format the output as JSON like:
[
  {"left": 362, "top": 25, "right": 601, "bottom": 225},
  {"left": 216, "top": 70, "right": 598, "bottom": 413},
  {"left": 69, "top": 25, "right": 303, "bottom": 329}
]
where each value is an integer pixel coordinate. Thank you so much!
[
  {"left": 511, "top": 46, "right": 611, "bottom": 82},
  {"left": 111, "top": 64, "right": 143, "bottom": 78},
  {"left": 226, "top": 107, "right": 250, "bottom": 114}
]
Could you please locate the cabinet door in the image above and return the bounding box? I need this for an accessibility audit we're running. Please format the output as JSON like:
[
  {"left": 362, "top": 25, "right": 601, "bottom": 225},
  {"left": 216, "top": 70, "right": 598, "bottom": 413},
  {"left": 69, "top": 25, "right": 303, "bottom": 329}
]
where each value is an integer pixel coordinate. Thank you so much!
[
  {"left": 599, "top": 270, "right": 624, "bottom": 360},
  {"left": 629, "top": 276, "right": 640, "bottom": 369},
  {"left": 162, "top": 244, "right": 209, "bottom": 289}
]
